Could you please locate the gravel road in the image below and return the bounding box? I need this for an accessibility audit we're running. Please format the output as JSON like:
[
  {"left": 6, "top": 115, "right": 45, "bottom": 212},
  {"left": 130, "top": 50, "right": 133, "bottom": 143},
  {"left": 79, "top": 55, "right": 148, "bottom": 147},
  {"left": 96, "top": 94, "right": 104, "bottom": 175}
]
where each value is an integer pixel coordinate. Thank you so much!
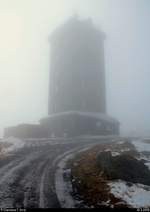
[{"left": 0, "top": 137, "right": 119, "bottom": 208}]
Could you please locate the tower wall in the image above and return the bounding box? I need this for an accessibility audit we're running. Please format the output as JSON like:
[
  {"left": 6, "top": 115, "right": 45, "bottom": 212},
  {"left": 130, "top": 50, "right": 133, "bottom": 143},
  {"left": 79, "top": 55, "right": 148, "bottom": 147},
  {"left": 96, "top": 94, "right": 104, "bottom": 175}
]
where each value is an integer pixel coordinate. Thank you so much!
[{"left": 48, "top": 17, "right": 106, "bottom": 115}]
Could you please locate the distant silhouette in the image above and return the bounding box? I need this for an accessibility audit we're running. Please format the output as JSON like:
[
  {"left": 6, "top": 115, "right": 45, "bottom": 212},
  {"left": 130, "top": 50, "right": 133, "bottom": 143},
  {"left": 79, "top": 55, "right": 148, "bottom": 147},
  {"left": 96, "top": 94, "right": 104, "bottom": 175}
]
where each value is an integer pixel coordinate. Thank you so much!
[
  {"left": 4, "top": 17, "right": 119, "bottom": 138},
  {"left": 40, "top": 17, "right": 119, "bottom": 137},
  {"left": 48, "top": 16, "right": 106, "bottom": 114}
]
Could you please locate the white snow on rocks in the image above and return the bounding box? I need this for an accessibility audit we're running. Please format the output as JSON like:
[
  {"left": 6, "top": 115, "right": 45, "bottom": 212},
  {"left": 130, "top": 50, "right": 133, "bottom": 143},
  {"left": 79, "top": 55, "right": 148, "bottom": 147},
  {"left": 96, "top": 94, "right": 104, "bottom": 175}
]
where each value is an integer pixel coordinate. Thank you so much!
[
  {"left": 108, "top": 180, "right": 150, "bottom": 208},
  {"left": 106, "top": 139, "right": 150, "bottom": 208},
  {"left": 111, "top": 152, "right": 120, "bottom": 157},
  {"left": 145, "top": 162, "right": 150, "bottom": 170},
  {"left": 120, "top": 148, "right": 130, "bottom": 152}
]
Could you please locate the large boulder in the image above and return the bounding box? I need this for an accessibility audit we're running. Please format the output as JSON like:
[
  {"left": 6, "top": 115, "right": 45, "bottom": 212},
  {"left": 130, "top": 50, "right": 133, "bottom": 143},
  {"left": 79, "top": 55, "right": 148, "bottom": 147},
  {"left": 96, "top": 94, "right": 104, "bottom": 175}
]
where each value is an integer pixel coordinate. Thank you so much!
[{"left": 96, "top": 151, "right": 150, "bottom": 185}]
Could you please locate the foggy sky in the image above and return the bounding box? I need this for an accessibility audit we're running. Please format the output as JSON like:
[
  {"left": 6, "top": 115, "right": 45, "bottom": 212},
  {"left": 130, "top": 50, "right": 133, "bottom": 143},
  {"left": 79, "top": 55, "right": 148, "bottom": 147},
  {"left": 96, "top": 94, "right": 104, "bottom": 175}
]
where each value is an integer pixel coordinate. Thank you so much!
[{"left": 0, "top": 0, "right": 150, "bottom": 137}]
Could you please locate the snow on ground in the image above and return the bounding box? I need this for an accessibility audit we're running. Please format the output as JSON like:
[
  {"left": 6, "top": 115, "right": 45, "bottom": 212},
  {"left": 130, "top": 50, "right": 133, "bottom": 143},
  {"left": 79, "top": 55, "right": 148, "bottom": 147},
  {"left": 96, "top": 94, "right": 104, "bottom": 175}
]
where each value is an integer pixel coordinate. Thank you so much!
[
  {"left": 1, "top": 137, "right": 25, "bottom": 154},
  {"left": 101, "top": 149, "right": 121, "bottom": 157},
  {"left": 120, "top": 148, "right": 130, "bottom": 152},
  {"left": 108, "top": 180, "right": 150, "bottom": 208},
  {"left": 145, "top": 162, "right": 150, "bottom": 170},
  {"left": 111, "top": 152, "right": 121, "bottom": 157},
  {"left": 131, "top": 138, "right": 150, "bottom": 152},
  {"left": 131, "top": 138, "right": 150, "bottom": 170},
  {"left": 117, "top": 141, "right": 125, "bottom": 145},
  {"left": 106, "top": 139, "right": 150, "bottom": 208}
]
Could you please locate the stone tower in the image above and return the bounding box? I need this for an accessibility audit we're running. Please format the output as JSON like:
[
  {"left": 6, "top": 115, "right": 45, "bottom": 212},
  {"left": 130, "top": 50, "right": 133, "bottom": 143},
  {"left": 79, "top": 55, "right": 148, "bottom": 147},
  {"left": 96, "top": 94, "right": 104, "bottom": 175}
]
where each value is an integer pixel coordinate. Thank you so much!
[
  {"left": 4, "top": 17, "right": 120, "bottom": 139},
  {"left": 48, "top": 16, "right": 106, "bottom": 115}
]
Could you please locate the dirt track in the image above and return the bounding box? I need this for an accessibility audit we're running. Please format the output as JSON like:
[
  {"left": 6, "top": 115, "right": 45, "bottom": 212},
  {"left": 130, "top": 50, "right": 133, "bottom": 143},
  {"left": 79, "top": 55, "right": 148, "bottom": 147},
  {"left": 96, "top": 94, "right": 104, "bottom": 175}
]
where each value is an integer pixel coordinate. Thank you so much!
[{"left": 0, "top": 137, "right": 119, "bottom": 208}]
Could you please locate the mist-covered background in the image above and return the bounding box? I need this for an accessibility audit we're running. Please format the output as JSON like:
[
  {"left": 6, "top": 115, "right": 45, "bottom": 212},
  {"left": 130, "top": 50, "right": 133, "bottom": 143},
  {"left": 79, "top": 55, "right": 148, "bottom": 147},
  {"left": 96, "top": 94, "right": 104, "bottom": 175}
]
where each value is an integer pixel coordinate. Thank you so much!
[{"left": 0, "top": 0, "right": 150, "bottom": 137}]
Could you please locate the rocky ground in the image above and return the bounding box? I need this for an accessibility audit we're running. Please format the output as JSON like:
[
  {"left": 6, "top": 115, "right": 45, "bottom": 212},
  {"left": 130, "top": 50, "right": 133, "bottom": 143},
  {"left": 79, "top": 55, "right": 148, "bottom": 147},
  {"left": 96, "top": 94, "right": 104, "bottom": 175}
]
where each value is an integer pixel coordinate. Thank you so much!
[
  {"left": 68, "top": 138, "right": 150, "bottom": 208},
  {"left": 0, "top": 136, "right": 150, "bottom": 208}
]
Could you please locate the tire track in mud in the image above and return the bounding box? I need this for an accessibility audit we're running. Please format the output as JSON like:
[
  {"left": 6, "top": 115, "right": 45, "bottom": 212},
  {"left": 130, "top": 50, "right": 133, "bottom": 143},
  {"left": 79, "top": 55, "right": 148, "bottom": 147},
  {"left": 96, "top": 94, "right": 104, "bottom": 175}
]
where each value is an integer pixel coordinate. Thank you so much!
[
  {"left": 0, "top": 147, "right": 53, "bottom": 208},
  {"left": 0, "top": 137, "right": 116, "bottom": 208},
  {"left": 0, "top": 144, "right": 76, "bottom": 208}
]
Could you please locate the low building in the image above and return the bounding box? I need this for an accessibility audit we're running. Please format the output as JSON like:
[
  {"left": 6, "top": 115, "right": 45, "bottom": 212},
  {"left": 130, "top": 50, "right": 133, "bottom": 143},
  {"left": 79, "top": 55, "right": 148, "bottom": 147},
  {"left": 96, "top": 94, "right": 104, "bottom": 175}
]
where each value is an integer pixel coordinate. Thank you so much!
[
  {"left": 4, "top": 124, "right": 49, "bottom": 139},
  {"left": 40, "top": 111, "right": 119, "bottom": 138}
]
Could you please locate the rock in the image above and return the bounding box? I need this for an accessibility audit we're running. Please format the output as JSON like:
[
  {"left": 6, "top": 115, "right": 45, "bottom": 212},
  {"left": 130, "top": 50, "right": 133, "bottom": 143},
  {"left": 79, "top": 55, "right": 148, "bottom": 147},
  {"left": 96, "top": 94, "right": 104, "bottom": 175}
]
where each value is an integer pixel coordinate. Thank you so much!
[
  {"left": 96, "top": 151, "right": 112, "bottom": 169},
  {"left": 96, "top": 151, "right": 150, "bottom": 185}
]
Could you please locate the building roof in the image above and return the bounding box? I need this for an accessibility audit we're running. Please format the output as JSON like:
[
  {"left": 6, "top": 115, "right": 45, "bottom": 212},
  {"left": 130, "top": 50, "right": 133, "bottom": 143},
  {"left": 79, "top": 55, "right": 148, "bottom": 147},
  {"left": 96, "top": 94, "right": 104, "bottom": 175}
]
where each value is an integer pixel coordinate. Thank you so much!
[
  {"left": 49, "top": 16, "right": 106, "bottom": 42},
  {"left": 40, "top": 111, "right": 119, "bottom": 124}
]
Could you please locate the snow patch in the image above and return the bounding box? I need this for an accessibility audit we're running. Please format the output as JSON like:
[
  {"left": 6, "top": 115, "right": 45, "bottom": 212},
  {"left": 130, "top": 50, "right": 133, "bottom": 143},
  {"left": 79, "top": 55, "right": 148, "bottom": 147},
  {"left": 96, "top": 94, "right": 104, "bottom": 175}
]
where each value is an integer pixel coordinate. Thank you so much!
[
  {"left": 117, "top": 141, "right": 125, "bottom": 145},
  {"left": 132, "top": 139, "right": 150, "bottom": 153},
  {"left": 104, "top": 149, "right": 111, "bottom": 152},
  {"left": 108, "top": 180, "right": 150, "bottom": 208},
  {"left": 145, "top": 162, "right": 150, "bottom": 170},
  {"left": 120, "top": 148, "right": 130, "bottom": 152},
  {"left": 111, "top": 152, "right": 120, "bottom": 157},
  {"left": 132, "top": 139, "right": 150, "bottom": 170},
  {"left": 1, "top": 137, "right": 25, "bottom": 153}
]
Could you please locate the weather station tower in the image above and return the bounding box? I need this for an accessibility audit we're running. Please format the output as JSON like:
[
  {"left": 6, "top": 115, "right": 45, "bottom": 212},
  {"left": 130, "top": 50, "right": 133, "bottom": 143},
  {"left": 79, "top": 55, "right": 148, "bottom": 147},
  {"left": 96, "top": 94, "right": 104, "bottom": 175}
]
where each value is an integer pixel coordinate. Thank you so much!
[{"left": 40, "top": 16, "right": 119, "bottom": 137}]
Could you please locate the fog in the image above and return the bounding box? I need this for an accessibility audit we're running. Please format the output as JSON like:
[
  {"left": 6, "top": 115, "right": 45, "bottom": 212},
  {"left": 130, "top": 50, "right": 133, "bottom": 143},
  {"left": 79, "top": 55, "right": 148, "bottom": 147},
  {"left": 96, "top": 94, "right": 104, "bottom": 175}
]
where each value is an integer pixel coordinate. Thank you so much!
[{"left": 0, "top": 0, "right": 150, "bottom": 137}]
